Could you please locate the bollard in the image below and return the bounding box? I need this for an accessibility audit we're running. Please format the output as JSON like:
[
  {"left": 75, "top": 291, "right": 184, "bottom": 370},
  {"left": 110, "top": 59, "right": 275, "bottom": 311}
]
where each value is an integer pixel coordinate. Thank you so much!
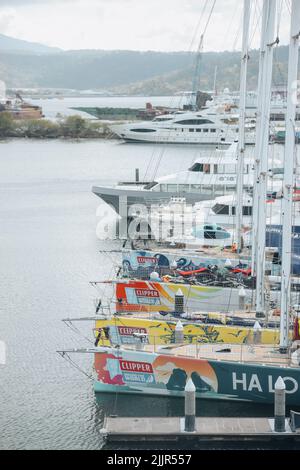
[
  {"left": 253, "top": 321, "right": 262, "bottom": 344},
  {"left": 255, "top": 309, "right": 265, "bottom": 319},
  {"left": 171, "top": 260, "right": 178, "bottom": 270},
  {"left": 238, "top": 287, "right": 246, "bottom": 310},
  {"left": 175, "top": 320, "right": 184, "bottom": 343},
  {"left": 133, "top": 332, "right": 148, "bottom": 350},
  {"left": 135, "top": 168, "right": 140, "bottom": 183},
  {"left": 136, "top": 340, "right": 142, "bottom": 351},
  {"left": 150, "top": 271, "right": 160, "bottom": 281},
  {"left": 184, "top": 377, "right": 196, "bottom": 432},
  {"left": 175, "top": 288, "right": 184, "bottom": 315},
  {"left": 274, "top": 376, "right": 286, "bottom": 433}
]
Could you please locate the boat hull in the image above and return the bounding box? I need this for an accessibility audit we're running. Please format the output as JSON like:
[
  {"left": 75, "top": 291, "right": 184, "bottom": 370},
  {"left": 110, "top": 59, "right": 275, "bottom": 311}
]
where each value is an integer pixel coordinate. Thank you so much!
[
  {"left": 92, "top": 185, "right": 210, "bottom": 215},
  {"left": 121, "top": 249, "right": 280, "bottom": 277},
  {"left": 116, "top": 280, "right": 244, "bottom": 313},
  {"left": 115, "top": 279, "right": 295, "bottom": 313},
  {"left": 109, "top": 125, "right": 256, "bottom": 146},
  {"left": 95, "top": 316, "right": 280, "bottom": 346},
  {"left": 94, "top": 347, "right": 300, "bottom": 405}
]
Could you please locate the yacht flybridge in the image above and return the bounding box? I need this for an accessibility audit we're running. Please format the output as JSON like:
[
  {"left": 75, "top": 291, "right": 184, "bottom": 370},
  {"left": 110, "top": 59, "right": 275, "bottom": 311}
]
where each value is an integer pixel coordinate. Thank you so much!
[
  {"left": 109, "top": 111, "right": 256, "bottom": 145},
  {"left": 93, "top": 142, "right": 282, "bottom": 215}
]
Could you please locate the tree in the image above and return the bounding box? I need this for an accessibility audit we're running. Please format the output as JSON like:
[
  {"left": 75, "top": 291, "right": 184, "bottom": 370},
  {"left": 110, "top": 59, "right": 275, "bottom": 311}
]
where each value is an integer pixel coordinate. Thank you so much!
[
  {"left": 60, "top": 115, "right": 87, "bottom": 138},
  {"left": 0, "top": 112, "right": 15, "bottom": 137},
  {"left": 24, "top": 119, "right": 60, "bottom": 138}
]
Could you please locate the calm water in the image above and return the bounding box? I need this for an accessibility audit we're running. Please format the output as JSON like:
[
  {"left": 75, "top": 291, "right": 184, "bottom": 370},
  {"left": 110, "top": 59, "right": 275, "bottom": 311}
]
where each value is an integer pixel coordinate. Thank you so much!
[
  {"left": 0, "top": 137, "right": 294, "bottom": 450},
  {"left": 28, "top": 95, "right": 190, "bottom": 119}
]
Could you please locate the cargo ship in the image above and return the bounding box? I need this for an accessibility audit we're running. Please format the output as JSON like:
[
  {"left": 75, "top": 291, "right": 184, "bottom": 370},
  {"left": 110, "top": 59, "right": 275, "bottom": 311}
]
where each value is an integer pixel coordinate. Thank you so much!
[{"left": 0, "top": 93, "right": 43, "bottom": 120}]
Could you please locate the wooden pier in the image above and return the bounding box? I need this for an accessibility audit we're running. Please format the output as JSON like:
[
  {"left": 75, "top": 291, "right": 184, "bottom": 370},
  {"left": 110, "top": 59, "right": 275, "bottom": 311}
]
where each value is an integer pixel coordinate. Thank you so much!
[{"left": 101, "top": 416, "right": 300, "bottom": 449}]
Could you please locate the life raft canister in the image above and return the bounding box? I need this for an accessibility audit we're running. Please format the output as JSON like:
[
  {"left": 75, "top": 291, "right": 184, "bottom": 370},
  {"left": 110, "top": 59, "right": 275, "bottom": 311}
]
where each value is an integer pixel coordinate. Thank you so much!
[{"left": 293, "top": 316, "right": 300, "bottom": 341}]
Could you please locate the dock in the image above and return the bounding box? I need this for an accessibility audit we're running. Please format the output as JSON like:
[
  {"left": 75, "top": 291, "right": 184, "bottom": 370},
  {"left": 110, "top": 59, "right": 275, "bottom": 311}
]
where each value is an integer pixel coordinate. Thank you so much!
[{"left": 102, "top": 416, "right": 300, "bottom": 449}]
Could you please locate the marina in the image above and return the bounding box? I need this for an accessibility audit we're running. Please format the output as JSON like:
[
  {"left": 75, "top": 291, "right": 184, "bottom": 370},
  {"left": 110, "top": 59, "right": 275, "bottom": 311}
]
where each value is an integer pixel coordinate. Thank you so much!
[
  {"left": 60, "top": 0, "right": 300, "bottom": 447},
  {"left": 2, "top": 0, "right": 300, "bottom": 454},
  {"left": 102, "top": 416, "right": 300, "bottom": 448}
]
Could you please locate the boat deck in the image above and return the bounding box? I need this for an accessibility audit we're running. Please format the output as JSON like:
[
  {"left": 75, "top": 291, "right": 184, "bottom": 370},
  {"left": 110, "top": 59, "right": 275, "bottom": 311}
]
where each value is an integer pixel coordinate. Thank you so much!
[
  {"left": 122, "top": 342, "right": 300, "bottom": 368},
  {"left": 106, "top": 309, "right": 280, "bottom": 323},
  {"left": 132, "top": 244, "right": 252, "bottom": 260}
]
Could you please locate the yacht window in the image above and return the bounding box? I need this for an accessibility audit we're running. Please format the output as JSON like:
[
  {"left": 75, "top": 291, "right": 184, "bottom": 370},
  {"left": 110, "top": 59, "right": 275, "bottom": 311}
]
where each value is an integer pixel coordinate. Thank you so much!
[
  {"left": 202, "top": 186, "right": 213, "bottom": 193},
  {"left": 215, "top": 185, "right": 226, "bottom": 194},
  {"left": 243, "top": 206, "right": 252, "bottom": 216},
  {"left": 212, "top": 204, "right": 229, "bottom": 215},
  {"left": 232, "top": 205, "right": 251, "bottom": 216},
  {"left": 196, "top": 129, "right": 202, "bottom": 132},
  {"left": 203, "top": 129, "right": 209, "bottom": 133},
  {"left": 190, "top": 184, "right": 201, "bottom": 192},
  {"left": 144, "top": 181, "right": 158, "bottom": 190},
  {"left": 214, "top": 164, "right": 218, "bottom": 174},
  {"left": 174, "top": 119, "right": 213, "bottom": 125},
  {"left": 189, "top": 163, "right": 204, "bottom": 172},
  {"left": 210, "top": 129, "right": 216, "bottom": 133},
  {"left": 130, "top": 128, "right": 157, "bottom": 133},
  {"left": 226, "top": 165, "right": 237, "bottom": 174},
  {"left": 204, "top": 230, "right": 216, "bottom": 239},
  {"left": 203, "top": 225, "right": 217, "bottom": 240},
  {"left": 167, "top": 184, "right": 178, "bottom": 192},
  {"left": 189, "top": 128, "right": 195, "bottom": 132},
  {"left": 178, "top": 184, "right": 190, "bottom": 192},
  {"left": 152, "top": 117, "right": 172, "bottom": 122}
]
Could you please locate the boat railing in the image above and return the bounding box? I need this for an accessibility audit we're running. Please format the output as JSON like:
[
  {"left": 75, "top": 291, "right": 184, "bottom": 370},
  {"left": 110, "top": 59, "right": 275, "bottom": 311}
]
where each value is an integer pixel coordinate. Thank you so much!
[{"left": 95, "top": 329, "right": 298, "bottom": 368}]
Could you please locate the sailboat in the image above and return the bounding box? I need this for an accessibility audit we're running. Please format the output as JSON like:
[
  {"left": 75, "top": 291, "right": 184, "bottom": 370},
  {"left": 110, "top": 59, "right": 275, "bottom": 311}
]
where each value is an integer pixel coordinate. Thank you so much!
[{"left": 85, "top": 0, "right": 300, "bottom": 404}]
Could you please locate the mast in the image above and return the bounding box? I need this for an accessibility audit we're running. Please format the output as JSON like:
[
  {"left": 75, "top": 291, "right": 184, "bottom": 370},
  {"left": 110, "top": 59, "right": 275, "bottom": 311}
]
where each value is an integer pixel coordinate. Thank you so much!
[
  {"left": 251, "top": 0, "right": 274, "bottom": 275},
  {"left": 254, "top": 0, "right": 277, "bottom": 318},
  {"left": 279, "top": 0, "right": 300, "bottom": 353},
  {"left": 213, "top": 65, "right": 218, "bottom": 96},
  {"left": 235, "top": 0, "right": 251, "bottom": 253},
  {"left": 191, "top": 34, "right": 204, "bottom": 110}
]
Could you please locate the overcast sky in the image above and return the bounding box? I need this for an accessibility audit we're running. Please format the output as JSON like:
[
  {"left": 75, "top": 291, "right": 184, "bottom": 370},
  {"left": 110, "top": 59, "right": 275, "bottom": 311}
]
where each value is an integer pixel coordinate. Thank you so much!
[{"left": 0, "top": 0, "right": 292, "bottom": 52}]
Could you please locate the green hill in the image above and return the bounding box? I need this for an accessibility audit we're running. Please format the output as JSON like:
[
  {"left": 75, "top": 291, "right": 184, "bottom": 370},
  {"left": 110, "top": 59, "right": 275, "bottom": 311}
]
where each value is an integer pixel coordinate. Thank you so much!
[{"left": 0, "top": 34, "right": 291, "bottom": 94}]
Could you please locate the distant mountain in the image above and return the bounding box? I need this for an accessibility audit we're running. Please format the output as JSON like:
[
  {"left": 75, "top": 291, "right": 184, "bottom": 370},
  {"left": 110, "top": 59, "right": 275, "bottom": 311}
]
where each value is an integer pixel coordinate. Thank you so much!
[
  {"left": 0, "top": 49, "right": 194, "bottom": 89},
  {"left": 0, "top": 33, "right": 61, "bottom": 54},
  {"left": 0, "top": 35, "right": 291, "bottom": 93},
  {"left": 110, "top": 47, "right": 291, "bottom": 95}
]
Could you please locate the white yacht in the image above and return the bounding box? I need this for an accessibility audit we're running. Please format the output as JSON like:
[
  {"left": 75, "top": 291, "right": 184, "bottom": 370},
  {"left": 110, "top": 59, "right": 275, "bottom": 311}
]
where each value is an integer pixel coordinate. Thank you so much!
[
  {"left": 109, "top": 110, "right": 256, "bottom": 145},
  {"left": 93, "top": 142, "right": 282, "bottom": 215},
  {"left": 193, "top": 193, "right": 284, "bottom": 229}
]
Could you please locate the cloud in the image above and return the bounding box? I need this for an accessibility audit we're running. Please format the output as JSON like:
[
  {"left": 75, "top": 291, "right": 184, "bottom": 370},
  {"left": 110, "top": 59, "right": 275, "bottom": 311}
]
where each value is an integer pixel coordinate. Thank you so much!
[
  {"left": 0, "top": 0, "right": 292, "bottom": 52},
  {"left": 0, "top": 0, "right": 130, "bottom": 4},
  {"left": 0, "top": 0, "right": 72, "bottom": 4},
  {"left": 0, "top": 11, "right": 15, "bottom": 33}
]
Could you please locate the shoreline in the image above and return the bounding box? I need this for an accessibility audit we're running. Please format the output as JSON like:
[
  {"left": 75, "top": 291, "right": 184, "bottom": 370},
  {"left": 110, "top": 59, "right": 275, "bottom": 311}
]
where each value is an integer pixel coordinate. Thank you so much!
[
  {"left": 0, "top": 134, "right": 118, "bottom": 141},
  {"left": 0, "top": 112, "right": 119, "bottom": 140}
]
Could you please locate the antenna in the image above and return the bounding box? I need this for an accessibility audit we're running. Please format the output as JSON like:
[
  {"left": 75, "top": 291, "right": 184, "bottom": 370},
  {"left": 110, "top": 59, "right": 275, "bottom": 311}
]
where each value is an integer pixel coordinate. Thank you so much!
[
  {"left": 279, "top": 0, "right": 300, "bottom": 353},
  {"left": 235, "top": 0, "right": 251, "bottom": 253}
]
